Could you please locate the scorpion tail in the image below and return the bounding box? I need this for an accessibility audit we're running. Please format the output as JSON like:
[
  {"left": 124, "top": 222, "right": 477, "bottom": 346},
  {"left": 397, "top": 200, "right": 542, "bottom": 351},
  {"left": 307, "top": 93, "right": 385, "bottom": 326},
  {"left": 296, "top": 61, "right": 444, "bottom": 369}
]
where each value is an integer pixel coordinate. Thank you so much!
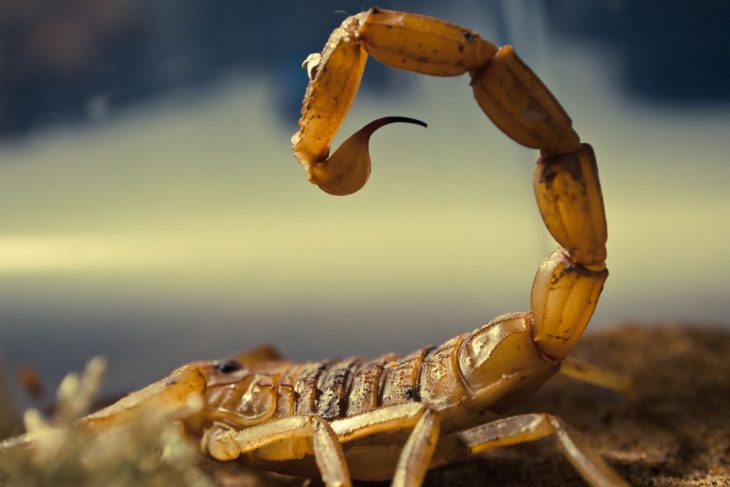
[{"left": 530, "top": 248, "right": 608, "bottom": 361}]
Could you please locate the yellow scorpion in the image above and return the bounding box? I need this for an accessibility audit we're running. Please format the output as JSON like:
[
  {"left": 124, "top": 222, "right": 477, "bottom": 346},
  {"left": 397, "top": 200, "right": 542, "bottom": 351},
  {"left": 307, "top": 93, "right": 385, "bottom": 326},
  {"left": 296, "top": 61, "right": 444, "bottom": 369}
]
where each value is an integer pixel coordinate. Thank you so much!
[{"left": 3, "top": 8, "right": 631, "bottom": 487}]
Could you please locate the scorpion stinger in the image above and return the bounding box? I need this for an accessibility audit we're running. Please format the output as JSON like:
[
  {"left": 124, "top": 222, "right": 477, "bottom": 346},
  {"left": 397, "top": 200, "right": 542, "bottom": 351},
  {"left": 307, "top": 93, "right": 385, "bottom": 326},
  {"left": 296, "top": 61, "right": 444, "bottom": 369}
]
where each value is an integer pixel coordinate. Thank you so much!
[{"left": 307, "top": 116, "right": 427, "bottom": 196}]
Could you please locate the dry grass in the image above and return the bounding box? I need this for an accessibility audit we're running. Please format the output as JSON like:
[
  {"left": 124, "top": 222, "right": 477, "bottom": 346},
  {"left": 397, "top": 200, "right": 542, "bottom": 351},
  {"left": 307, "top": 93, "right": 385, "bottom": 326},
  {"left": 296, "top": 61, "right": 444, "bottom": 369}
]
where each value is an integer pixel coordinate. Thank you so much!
[{"left": 0, "top": 358, "right": 214, "bottom": 487}]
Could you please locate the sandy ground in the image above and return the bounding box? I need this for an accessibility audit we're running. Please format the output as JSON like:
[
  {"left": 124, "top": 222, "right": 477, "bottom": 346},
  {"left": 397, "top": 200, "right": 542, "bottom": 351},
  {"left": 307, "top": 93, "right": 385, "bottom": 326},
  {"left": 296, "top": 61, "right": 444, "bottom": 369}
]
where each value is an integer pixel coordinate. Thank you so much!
[{"left": 206, "top": 323, "right": 730, "bottom": 486}]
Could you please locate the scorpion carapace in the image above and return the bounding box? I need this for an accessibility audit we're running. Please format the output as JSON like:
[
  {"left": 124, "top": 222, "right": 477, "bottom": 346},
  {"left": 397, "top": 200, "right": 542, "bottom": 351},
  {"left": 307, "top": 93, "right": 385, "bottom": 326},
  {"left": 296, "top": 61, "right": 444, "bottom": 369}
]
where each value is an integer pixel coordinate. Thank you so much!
[{"left": 1, "top": 8, "right": 631, "bottom": 487}]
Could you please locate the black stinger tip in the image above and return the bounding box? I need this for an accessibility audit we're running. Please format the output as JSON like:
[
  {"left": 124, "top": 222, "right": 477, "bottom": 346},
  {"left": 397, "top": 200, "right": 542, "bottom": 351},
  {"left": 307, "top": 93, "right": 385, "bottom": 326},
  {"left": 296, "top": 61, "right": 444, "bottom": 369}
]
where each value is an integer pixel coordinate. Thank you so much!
[{"left": 387, "top": 116, "right": 428, "bottom": 128}]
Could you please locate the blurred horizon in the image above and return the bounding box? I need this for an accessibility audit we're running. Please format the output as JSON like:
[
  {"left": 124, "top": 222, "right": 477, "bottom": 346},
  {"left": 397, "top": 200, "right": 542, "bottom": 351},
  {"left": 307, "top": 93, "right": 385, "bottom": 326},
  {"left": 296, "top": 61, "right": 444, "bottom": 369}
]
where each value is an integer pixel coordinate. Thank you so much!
[{"left": 1, "top": 0, "right": 729, "bottom": 401}]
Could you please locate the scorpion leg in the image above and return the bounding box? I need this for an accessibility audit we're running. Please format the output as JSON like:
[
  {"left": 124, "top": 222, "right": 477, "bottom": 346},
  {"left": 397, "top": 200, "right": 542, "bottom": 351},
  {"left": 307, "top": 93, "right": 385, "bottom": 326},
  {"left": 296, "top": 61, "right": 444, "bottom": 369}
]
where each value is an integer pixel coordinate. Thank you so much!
[
  {"left": 206, "top": 415, "right": 351, "bottom": 487},
  {"left": 560, "top": 357, "right": 632, "bottom": 395},
  {"left": 330, "top": 403, "right": 426, "bottom": 442},
  {"left": 433, "top": 413, "right": 628, "bottom": 487},
  {"left": 228, "top": 344, "right": 282, "bottom": 365},
  {"left": 390, "top": 407, "right": 440, "bottom": 487},
  {"left": 331, "top": 404, "right": 440, "bottom": 486},
  {"left": 204, "top": 404, "right": 441, "bottom": 484}
]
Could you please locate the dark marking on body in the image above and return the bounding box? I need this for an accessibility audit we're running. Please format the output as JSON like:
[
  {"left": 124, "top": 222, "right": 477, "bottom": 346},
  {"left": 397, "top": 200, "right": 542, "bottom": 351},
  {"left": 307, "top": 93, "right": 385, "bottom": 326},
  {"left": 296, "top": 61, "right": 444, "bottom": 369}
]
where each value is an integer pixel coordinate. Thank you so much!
[
  {"left": 317, "top": 359, "right": 359, "bottom": 420},
  {"left": 404, "top": 386, "right": 420, "bottom": 401},
  {"left": 539, "top": 152, "right": 582, "bottom": 186},
  {"left": 547, "top": 334, "right": 569, "bottom": 341}
]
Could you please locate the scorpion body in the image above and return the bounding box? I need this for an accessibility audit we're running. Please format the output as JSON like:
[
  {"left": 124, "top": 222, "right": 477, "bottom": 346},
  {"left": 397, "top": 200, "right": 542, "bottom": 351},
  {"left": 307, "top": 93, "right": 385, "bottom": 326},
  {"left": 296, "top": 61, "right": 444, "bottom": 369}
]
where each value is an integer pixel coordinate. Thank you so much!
[
  {"left": 2, "top": 7, "right": 632, "bottom": 487},
  {"left": 215, "top": 314, "right": 552, "bottom": 426},
  {"left": 198, "top": 311, "right": 557, "bottom": 479}
]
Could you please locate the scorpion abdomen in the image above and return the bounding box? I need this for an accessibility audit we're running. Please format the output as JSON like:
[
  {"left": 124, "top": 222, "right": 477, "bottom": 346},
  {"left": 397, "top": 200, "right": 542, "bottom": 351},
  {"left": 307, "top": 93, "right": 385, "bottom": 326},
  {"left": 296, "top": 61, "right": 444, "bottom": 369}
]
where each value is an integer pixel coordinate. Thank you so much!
[
  {"left": 277, "top": 339, "right": 472, "bottom": 422},
  {"left": 263, "top": 315, "right": 556, "bottom": 427}
]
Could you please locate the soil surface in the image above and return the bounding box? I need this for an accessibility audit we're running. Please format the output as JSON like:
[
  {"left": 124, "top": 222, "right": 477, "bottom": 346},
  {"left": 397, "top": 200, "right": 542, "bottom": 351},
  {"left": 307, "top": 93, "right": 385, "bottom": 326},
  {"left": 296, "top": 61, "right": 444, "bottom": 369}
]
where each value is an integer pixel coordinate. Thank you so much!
[{"left": 206, "top": 324, "right": 730, "bottom": 486}]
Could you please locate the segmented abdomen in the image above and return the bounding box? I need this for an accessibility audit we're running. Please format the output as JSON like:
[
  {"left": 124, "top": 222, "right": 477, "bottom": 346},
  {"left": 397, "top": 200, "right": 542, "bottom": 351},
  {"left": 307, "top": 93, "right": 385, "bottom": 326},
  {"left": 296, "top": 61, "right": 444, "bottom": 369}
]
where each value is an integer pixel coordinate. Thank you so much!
[{"left": 274, "top": 333, "right": 472, "bottom": 420}]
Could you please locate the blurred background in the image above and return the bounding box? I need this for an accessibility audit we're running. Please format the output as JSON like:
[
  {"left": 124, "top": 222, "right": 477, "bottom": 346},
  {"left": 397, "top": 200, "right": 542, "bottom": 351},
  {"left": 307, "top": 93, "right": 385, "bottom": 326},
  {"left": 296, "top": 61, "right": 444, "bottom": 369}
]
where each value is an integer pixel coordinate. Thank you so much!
[{"left": 0, "top": 0, "right": 729, "bottom": 402}]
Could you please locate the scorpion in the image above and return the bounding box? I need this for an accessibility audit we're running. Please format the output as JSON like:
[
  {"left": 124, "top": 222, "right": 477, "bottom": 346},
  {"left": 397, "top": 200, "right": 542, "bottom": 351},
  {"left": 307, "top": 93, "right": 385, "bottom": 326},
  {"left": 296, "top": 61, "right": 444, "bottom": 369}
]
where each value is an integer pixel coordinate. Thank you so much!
[{"left": 1, "top": 8, "right": 632, "bottom": 487}]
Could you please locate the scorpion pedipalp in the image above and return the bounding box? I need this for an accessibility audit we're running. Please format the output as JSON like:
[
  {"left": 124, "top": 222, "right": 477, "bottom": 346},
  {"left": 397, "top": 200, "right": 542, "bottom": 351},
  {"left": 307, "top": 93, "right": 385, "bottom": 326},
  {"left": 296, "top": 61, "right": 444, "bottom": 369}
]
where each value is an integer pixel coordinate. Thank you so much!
[{"left": 80, "top": 364, "right": 206, "bottom": 430}]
